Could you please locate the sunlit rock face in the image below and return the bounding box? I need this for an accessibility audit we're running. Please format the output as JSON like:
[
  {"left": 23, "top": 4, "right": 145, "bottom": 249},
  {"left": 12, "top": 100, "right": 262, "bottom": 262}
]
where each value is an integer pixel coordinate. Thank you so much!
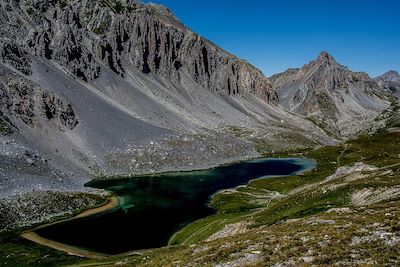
[
  {"left": 375, "top": 70, "right": 400, "bottom": 97},
  {"left": 0, "top": 0, "right": 277, "bottom": 102},
  {"left": 271, "top": 51, "right": 390, "bottom": 137}
]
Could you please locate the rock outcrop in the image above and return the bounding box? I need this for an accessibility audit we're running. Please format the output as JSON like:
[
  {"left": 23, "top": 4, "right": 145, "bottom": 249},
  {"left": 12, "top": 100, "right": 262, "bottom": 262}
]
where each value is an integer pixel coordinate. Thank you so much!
[
  {"left": 0, "top": 0, "right": 276, "bottom": 102},
  {"left": 1, "top": 43, "right": 32, "bottom": 76},
  {"left": 0, "top": 70, "right": 78, "bottom": 130},
  {"left": 375, "top": 70, "right": 400, "bottom": 97},
  {"left": 271, "top": 51, "right": 390, "bottom": 137}
]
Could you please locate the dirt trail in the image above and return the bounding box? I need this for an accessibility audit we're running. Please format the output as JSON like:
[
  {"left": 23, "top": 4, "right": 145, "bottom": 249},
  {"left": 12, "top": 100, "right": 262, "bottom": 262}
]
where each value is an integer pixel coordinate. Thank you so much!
[{"left": 21, "top": 196, "right": 119, "bottom": 258}]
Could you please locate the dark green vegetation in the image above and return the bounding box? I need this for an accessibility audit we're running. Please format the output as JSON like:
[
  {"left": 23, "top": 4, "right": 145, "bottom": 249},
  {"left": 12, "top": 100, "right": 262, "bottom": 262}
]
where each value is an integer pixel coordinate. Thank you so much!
[
  {"left": 0, "top": 118, "right": 12, "bottom": 135},
  {"left": 99, "top": 0, "right": 138, "bottom": 14},
  {"left": 0, "top": 113, "right": 13, "bottom": 135},
  {"left": 59, "top": 0, "right": 68, "bottom": 9},
  {"left": 93, "top": 22, "right": 109, "bottom": 35},
  {"left": 307, "top": 115, "right": 341, "bottom": 139},
  {"left": 0, "top": 231, "right": 84, "bottom": 267},
  {"left": 0, "top": 193, "right": 107, "bottom": 266}
]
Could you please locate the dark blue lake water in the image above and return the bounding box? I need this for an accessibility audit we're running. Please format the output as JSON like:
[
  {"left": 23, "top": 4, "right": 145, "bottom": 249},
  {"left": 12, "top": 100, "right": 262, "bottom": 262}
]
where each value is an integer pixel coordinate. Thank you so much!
[{"left": 35, "top": 158, "right": 314, "bottom": 255}]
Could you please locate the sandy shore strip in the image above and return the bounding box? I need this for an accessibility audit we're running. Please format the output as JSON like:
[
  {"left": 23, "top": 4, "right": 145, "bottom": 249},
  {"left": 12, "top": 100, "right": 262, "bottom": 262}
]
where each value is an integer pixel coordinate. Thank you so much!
[{"left": 21, "top": 196, "right": 119, "bottom": 258}]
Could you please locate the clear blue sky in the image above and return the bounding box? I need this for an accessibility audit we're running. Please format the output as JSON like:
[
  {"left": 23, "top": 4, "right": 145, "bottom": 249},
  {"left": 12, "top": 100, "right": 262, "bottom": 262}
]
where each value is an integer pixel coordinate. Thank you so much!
[{"left": 143, "top": 0, "right": 399, "bottom": 77}]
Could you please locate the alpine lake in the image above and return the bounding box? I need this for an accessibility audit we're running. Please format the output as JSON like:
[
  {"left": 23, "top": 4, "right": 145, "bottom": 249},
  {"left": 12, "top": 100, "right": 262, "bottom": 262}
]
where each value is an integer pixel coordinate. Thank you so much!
[{"left": 34, "top": 158, "right": 315, "bottom": 255}]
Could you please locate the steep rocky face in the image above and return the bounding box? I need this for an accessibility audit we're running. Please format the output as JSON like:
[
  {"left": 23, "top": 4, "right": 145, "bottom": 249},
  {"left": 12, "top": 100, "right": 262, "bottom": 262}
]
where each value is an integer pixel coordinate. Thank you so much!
[
  {"left": 0, "top": 70, "right": 78, "bottom": 130},
  {"left": 0, "top": 0, "right": 276, "bottom": 103},
  {"left": 375, "top": 70, "right": 400, "bottom": 97},
  {"left": 269, "top": 68, "right": 299, "bottom": 92},
  {"left": 272, "top": 51, "right": 389, "bottom": 137},
  {"left": 1, "top": 43, "right": 32, "bottom": 76}
]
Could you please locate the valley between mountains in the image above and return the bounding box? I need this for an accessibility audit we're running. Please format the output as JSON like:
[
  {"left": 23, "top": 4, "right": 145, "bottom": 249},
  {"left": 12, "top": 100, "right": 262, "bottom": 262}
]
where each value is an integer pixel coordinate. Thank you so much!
[{"left": 0, "top": 0, "right": 399, "bottom": 266}]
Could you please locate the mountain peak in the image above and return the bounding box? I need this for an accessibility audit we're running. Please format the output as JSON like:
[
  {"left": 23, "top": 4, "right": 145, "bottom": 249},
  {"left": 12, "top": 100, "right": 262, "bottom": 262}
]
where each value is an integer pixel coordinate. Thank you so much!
[
  {"left": 376, "top": 70, "right": 400, "bottom": 82},
  {"left": 385, "top": 70, "right": 399, "bottom": 76},
  {"left": 316, "top": 51, "right": 337, "bottom": 65},
  {"left": 298, "top": 51, "right": 340, "bottom": 75}
]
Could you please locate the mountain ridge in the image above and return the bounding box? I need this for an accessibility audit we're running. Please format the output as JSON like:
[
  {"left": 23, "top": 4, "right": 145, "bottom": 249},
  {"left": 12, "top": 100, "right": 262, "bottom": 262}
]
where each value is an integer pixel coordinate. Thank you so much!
[
  {"left": 272, "top": 51, "right": 390, "bottom": 137},
  {"left": 375, "top": 70, "right": 400, "bottom": 97}
]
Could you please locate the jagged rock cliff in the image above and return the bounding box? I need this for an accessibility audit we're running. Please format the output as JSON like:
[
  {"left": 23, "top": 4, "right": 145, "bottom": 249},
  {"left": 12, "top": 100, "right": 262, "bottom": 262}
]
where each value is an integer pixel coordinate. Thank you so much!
[
  {"left": 375, "top": 70, "right": 400, "bottom": 97},
  {"left": 0, "top": 0, "right": 276, "bottom": 102},
  {"left": 271, "top": 52, "right": 390, "bottom": 137}
]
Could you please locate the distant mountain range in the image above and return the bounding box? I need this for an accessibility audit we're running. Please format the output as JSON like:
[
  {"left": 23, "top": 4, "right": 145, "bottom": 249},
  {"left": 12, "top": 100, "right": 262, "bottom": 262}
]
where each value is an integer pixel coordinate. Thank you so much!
[
  {"left": 0, "top": 0, "right": 397, "bottom": 201},
  {"left": 271, "top": 51, "right": 390, "bottom": 137},
  {"left": 375, "top": 70, "right": 400, "bottom": 97}
]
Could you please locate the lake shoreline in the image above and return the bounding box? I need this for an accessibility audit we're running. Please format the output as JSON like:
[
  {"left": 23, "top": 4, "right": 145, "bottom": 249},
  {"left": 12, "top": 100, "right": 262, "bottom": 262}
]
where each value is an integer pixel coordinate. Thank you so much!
[
  {"left": 91, "top": 157, "right": 315, "bottom": 182},
  {"left": 20, "top": 158, "right": 316, "bottom": 258},
  {"left": 21, "top": 196, "right": 119, "bottom": 258}
]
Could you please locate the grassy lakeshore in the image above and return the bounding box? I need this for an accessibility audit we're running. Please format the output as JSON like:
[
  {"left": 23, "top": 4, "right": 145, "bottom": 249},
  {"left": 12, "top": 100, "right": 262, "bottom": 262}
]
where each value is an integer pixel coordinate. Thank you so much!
[
  {"left": 168, "top": 130, "right": 400, "bottom": 246},
  {"left": 0, "top": 195, "right": 117, "bottom": 266},
  {"left": 1, "top": 104, "right": 400, "bottom": 266},
  {"left": 75, "top": 105, "right": 400, "bottom": 266},
  {"left": 20, "top": 197, "right": 119, "bottom": 258}
]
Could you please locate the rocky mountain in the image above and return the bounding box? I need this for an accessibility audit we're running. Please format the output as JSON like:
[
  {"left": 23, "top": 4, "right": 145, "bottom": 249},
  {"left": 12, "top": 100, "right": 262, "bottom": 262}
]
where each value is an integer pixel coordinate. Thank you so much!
[
  {"left": 0, "top": 0, "right": 334, "bottom": 201},
  {"left": 0, "top": 1, "right": 399, "bottom": 265},
  {"left": 271, "top": 51, "right": 390, "bottom": 137},
  {"left": 2, "top": 0, "right": 277, "bottom": 102},
  {"left": 375, "top": 70, "right": 400, "bottom": 97}
]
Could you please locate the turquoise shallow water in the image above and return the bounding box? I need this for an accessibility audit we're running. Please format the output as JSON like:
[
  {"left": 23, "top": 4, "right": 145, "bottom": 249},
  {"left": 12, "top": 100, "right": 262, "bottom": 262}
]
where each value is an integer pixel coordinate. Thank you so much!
[{"left": 36, "top": 158, "right": 315, "bottom": 255}]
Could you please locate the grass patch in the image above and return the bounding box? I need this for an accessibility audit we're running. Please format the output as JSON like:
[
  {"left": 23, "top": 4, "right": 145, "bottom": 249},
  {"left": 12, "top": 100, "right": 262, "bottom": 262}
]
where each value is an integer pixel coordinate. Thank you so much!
[
  {"left": 100, "top": 0, "right": 127, "bottom": 14},
  {"left": 252, "top": 183, "right": 352, "bottom": 226},
  {"left": 307, "top": 115, "right": 341, "bottom": 139},
  {"left": 225, "top": 125, "right": 253, "bottom": 138},
  {"left": 126, "top": 3, "right": 139, "bottom": 12},
  {"left": 171, "top": 128, "right": 400, "bottom": 245},
  {"left": 254, "top": 145, "right": 343, "bottom": 192},
  {"left": 59, "top": 0, "right": 68, "bottom": 8},
  {"left": 0, "top": 114, "right": 14, "bottom": 135},
  {"left": 0, "top": 231, "right": 83, "bottom": 267},
  {"left": 0, "top": 193, "right": 107, "bottom": 265},
  {"left": 113, "top": 1, "right": 125, "bottom": 13},
  {"left": 211, "top": 190, "right": 268, "bottom": 213},
  {"left": 93, "top": 21, "right": 108, "bottom": 35},
  {"left": 169, "top": 212, "right": 249, "bottom": 245}
]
